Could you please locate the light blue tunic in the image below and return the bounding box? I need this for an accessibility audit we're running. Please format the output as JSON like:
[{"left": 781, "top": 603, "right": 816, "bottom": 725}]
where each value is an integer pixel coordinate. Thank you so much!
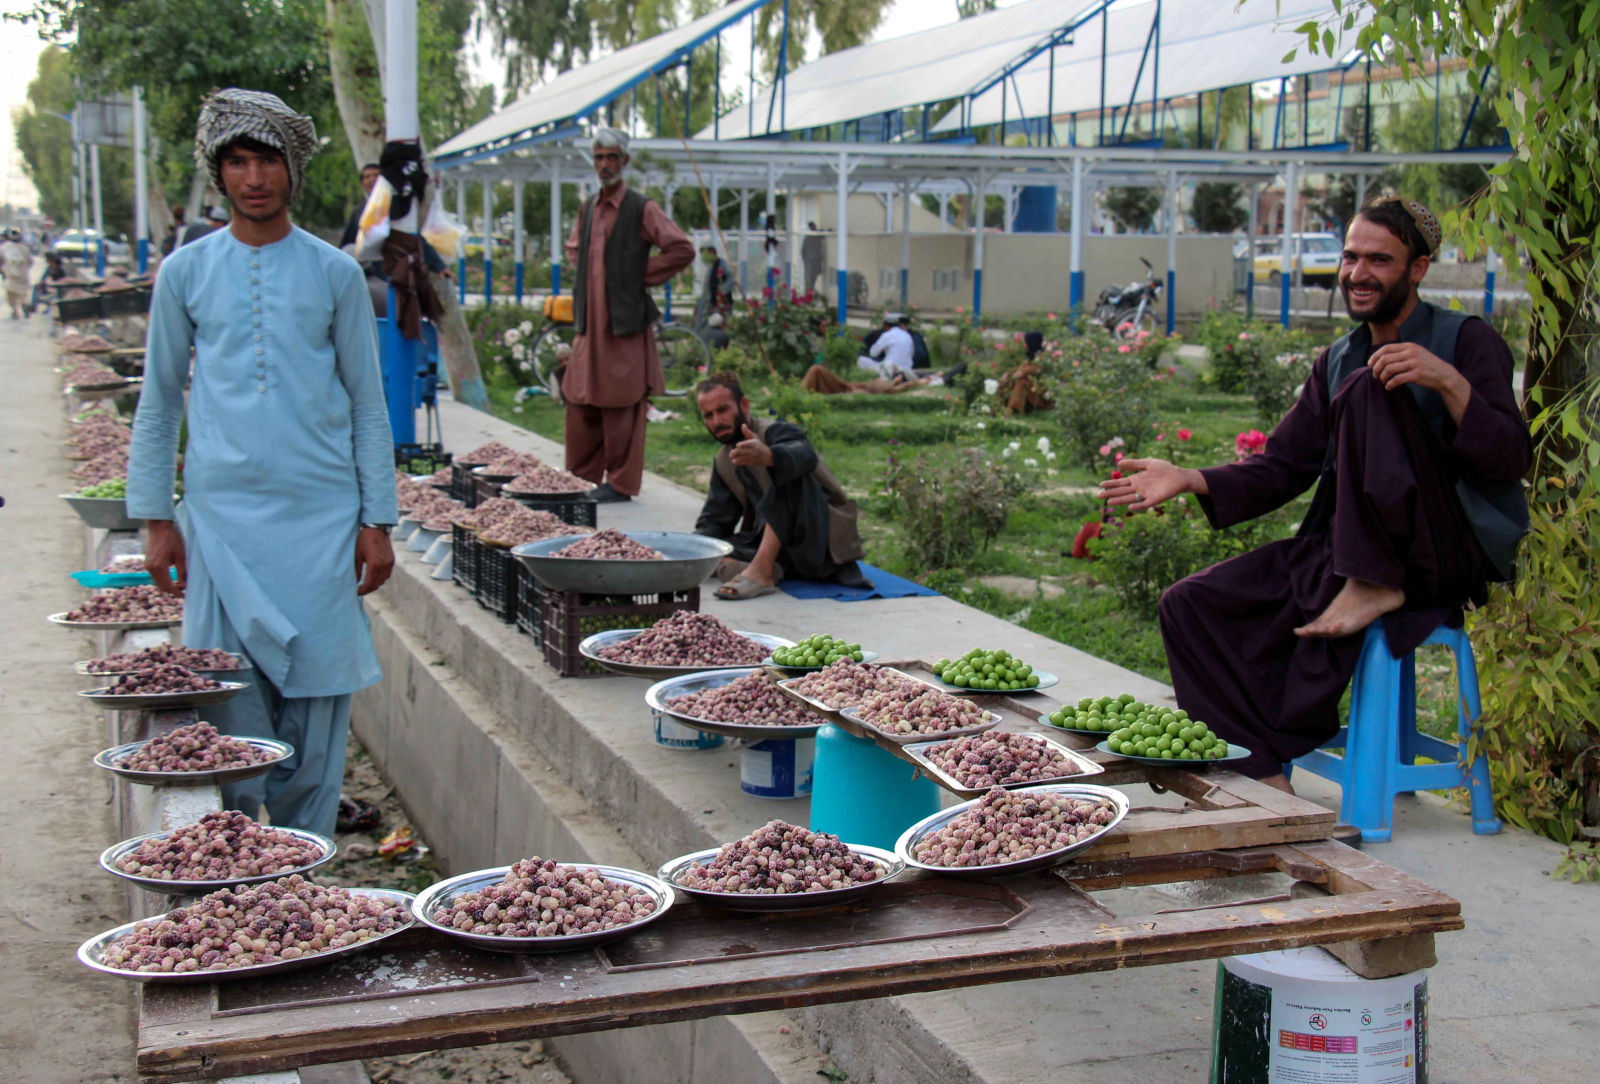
[{"left": 127, "top": 226, "right": 398, "bottom": 698}]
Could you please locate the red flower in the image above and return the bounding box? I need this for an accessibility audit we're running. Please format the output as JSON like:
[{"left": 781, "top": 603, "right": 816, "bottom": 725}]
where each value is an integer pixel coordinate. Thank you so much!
[{"left": 1178, "top": 428, "right": 1192, "bottom": 441}]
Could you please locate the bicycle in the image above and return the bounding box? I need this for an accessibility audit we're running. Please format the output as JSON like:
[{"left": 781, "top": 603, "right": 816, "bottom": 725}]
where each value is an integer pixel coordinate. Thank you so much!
[{"left": 530, "top": 295, "right": 711, "bottom": 402}]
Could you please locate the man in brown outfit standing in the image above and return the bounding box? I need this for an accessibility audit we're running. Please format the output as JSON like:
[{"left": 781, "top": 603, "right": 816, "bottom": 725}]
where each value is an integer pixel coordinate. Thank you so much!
[{"left": 563, "top": 128, "right": 695, "bottom": 502}]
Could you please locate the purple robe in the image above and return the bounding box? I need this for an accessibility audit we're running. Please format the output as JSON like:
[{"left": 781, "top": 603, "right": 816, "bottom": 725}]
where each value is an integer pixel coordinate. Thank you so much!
[{"left": 1160, "top": 317, "right": 1530, "bottom": 778}]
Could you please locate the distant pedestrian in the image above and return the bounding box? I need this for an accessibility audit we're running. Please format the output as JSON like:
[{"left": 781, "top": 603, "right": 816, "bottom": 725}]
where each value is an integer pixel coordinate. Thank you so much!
[
  {"left": 180, "top": 205, "right": 229, "bottom": 246},
  {"left": 1, "top": 228, "right": 32, "bottom": 319}
]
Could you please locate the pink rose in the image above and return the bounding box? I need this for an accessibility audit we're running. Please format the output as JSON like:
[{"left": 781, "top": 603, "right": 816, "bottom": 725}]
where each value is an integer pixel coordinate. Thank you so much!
[
  {"left": 1013, "top": 331, "right": 1024, "bottom": 343},
  {"left": 1046, "top": 312, "right": 1057, "bottom": 320},
  {"left": 955, "top": 306, "right": 965, "bottom": 313},
  {"left": 1238, "top": 332, "right": 1251, "bottom": 340},
  {"left": 1118, "top": 345, "right": 1133, "bottom": 354},
  {"left": 1178, "top": 428, "right": 1192, "bottom": 441},
  {"left": 1156, "top": 433, "right": 1165, "bottom": 442},
  {"left": 1098, "top": 444, "right": 1111, "bottom": 456}
]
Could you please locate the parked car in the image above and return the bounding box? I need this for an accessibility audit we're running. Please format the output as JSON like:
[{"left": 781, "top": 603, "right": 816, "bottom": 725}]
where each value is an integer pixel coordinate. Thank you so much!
[
  {"left": 1236, "top": 232, "right": 1342, "bottom": 287},
  {"left": 52, "top": 229, "right": 132, "bottom": 266},
  {"left": 460, "top": 234, "right": 514, "bottom": 259}
]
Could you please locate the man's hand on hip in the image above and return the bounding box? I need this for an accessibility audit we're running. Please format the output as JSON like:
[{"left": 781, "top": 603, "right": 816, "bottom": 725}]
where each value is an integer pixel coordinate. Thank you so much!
[
  {"left": 730, "top": 425, "right": 774, "bottom": 468},
  {"left": 355, "top": 527, "right": 395, "bottom": 596},
  {"left": 144, "top": 519, "right": 187, "bottom": 596}
]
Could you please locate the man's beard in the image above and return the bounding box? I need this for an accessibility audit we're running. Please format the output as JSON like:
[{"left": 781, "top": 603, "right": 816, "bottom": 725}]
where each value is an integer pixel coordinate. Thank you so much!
[
  {"left": 229, "top": 194, "right": 289, "bottom": 224},
  {"left": 1341, "top": 270, "right": 1411, "bottom": 325},
  {"left": 712, "top": 410, "right": 749, "bottom": 446}
]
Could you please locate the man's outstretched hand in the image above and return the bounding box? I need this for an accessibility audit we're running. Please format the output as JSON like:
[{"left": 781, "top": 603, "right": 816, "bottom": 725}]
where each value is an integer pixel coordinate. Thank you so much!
[
  {"left": 1099, "top": 458, "right": 1208, "bottom": 512},
  {"left": 355, "top": 527, "right": 395, "bottom": 596},
  {"left": 730, "top": 424, "right": 774, "bottom": 468},
  {"left": 145, "top": 519, "right": 187, "bottom": 596}
]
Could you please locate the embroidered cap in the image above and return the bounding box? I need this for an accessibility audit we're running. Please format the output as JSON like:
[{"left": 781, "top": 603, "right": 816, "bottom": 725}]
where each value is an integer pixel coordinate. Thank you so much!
[{"left": 1372, "top": 196, "right": 1442, "bottom": 258}]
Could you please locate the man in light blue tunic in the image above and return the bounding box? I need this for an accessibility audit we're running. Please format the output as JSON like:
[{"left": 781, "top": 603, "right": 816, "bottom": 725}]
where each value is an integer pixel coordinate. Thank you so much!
[{"left": 127, "top": 89, "right": 397, "bottom": 838}]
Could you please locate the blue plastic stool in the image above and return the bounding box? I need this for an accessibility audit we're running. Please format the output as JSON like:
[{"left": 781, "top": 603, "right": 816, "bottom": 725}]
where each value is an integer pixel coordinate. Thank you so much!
[
  {"left": 809, "top": 723, "right": 942, "bottom": 851},
  {"left": 1293, "top": 623, "right": 1500, "bottom": 843}
]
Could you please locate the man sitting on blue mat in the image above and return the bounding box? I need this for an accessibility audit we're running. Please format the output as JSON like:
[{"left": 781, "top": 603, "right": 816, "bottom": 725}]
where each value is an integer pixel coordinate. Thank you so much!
[{"left": 693, "top": 372, "right": 870, "bottom": 600}]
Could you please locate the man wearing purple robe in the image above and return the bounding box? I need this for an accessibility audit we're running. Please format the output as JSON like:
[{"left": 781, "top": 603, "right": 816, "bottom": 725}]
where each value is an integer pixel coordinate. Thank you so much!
[{"left": 1100, "top": 198, "right": 1530, "bottom": 793}]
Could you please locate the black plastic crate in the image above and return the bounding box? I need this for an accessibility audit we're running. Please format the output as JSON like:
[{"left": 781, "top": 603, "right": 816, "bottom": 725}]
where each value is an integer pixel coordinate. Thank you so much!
[
  {"left": 101, "top": 286, "right": 152, "bottom": 317},
  {"left": 396, "top": 443, "right": 451, "bottom": 476},
  {"left": 474, "top": 476, "right": 503, "bottom": 506},
  {"left": 475, "top": 544, "right": 522, "bottom": 624},
  {"left": 451, "top": 523, "right": 480, "bottom": 594},
  {"left": 451, "top": 462, "right": 480, "bottom": 507},
  {"left": 57, "top": 295, "right": 104, "bottom": 323},
  {"left": 541, "top": 588, "right": 700, "bottom": 677},
  {"left": 507, "top": 494, "right": 599, "bottom": 528},
  {"left": 516, "top": 575, "right": 544, "bottom": 643}
]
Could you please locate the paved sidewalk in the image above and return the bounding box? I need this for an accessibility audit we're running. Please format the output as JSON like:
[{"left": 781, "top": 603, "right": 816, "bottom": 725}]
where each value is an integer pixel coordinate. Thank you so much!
[{"left": 0, "top": 316, "right": 135, "bottom": 1079}]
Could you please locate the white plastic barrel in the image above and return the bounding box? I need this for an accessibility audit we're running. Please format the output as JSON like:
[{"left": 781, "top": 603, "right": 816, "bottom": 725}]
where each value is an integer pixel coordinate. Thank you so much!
[
  {"left": 650, "top": 707, "right": 724, "bottom": 751},
  {"left": 1211, "top": 946, "right": 1429, "bottom": 1084},
  {"left": 741, "top": 737, "right": 815, "bottom": 799}
]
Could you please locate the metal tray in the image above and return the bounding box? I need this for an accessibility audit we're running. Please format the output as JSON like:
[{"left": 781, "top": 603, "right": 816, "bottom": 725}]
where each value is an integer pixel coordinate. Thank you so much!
[
  {"left": 77, "top": 887, "right": 414, "bottom": 985},
  {"left": 760, "top": 649, "right": 880, "bottom": 675},
  {"left": 410, "top": 864, "right": 674, "bottom": 954},
  {"left": 579, "top": 629, "right": 795, "bottom": 680},
  {"left": 78, "top": 681, "right": 249, "bottom": 711},
  {"left": 76, "top": 652, "right": 250, "bottom": 680},
  {"left": 658, "top": 843, "right": 904, "bottom": 912},
  {"left": 921, "top": 668, "right": 1061, "bottom": 697},
  {"left": 66, "top": 377, "right": 136, "bottom": 393},
  {"left": 837, "top": 703, "right": 1000, "bottom": 746},
  {"left": 93, "top": 737, "right": 292, "bottom": 788},
  {"left": 59, "top": 494, "right": 140, "bottom": 531},
  {"left": 771, "top": 665, "right": 943, "bottom": 722},
  {"left": 904, "top": 731, "right": 1106, "bottom": 799},
  {"left": 646, "top": 669, "right": 825, "bottom": 740},
  {"left": 100, "top": 826, "right": 336, "bottom": 893},
  {"left": 1093, "top": 740, "right": 1253, "bottom": 768},
  {"left": 895, "top": 783, "right": 1131, "bottom": 879},
  {"left": 511, "top": 531, "right": 734, "bottom": 594},
  {"left": 49, "top": 611, "right": 182, "bottom": 632}
]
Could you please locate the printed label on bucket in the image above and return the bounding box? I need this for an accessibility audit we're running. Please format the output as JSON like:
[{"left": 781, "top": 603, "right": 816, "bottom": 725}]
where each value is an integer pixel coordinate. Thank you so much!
[
  {"left": 651, "top": 709, "right": 723, "bottom": 751},
  {"left": 741, "top": 738, "right": 815, "bottom": 799}
]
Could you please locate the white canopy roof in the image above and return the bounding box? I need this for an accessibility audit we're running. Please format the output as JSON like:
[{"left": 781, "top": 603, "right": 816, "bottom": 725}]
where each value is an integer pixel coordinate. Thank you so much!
[
  {"left": 436, "top": 0, "right": 770, "bottom": 160},
  {"left": 701, "top": 0, "right": 1103, "bottom": 141},
  {"left": 936, "top": 0, "right": 1373, "bottom": 132}
]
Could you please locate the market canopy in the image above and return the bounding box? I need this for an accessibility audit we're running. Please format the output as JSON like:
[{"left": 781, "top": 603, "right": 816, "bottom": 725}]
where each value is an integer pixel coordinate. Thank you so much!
[
  {"left": 435, "top": 0, "right": 772, "bottom": 162},
  {"left": 934, "top": 0, "right": 1374, "bottom": 132},
  {"left": 703, "top": 0, "right": 1105, "bottom": 140}
]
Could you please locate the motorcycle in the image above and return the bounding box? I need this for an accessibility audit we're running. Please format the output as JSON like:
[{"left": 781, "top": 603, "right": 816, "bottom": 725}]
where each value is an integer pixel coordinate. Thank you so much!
[{"left": 1090, "top": 257, "right": 1162, "bottom": 341}]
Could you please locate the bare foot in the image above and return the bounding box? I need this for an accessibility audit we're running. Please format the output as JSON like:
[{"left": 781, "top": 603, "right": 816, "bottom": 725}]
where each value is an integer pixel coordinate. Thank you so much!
[
  {"left": 1294, "top": 579, "right": 1405, "bottom": 639},
  {"left": 1259, "top": 773, "right": 1296, "bottom": 795}
]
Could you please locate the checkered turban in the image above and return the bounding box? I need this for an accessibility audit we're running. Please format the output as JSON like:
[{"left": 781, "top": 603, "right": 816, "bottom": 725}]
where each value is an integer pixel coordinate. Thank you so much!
[{"left": 194, "top": 88, "right": 319, "bottom": 204}]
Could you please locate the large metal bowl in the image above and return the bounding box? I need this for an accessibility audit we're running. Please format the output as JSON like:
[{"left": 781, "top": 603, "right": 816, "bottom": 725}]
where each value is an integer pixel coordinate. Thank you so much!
[
  {"left": 658, "top": 843, "right": 904, "bottom": 912},
  {"left": 580, "top": 629, "right": 794, "bottom": 680},
  {"left": 646, "top": 669, "right": 825, "bottom": 740},
  {"left": 49, "top": 611, "right": 182, "bottom": 632},
  {"left": 93, "top": 737, "right": 292, "bottom": 788},
  {"left": 100, "top": 825, "right": 336, "bottom": 893},
  {"left": 894, "top": 783, "right": 1130, "bottom": 879},
  {"left": 410, "top": 863, "right": 674, "bottom": 954},
  {"left": 78, "top": 681, "right": 249, "bottom": 711},
  {"left": 77, "top": 887, "right": 414, "bottom": 985},
  {"left": 59, "top": 494, "right": 140, "bottom": 531},
  {"left": 511, "top": 531, "right": 734, "bottom": 594}
]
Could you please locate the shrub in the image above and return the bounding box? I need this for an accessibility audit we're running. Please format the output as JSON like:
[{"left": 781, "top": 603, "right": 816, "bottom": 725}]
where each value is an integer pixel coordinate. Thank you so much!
[
  {"left": 1190, "top": 310, "right": 1323, "bottom": 424},
  {"left": 884, "top": 447, "right": 1027, "bottom": 572},
  {"left": 727, "top": 286, "right": 829, "bottom": 377},
  {"left": 463, "top": 304, "right": 546, "bottom": 383},
  {"left": 1468, "top": 456, "right": 1600, "bottom": 881},
  {"left": 821, "top": 328, "right": 863, "bottom": 375},
  {"left": 1046, "top": 336, "right": 1159, "bottom": 469}
]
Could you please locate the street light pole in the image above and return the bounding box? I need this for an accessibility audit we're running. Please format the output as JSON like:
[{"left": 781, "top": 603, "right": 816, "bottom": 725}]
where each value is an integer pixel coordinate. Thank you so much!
[
  {"left": 381, "top": 0, "right": 420, "bottom": 445},
  {"left": 133, "top": 87, "right": 149, "bottom": 273}
]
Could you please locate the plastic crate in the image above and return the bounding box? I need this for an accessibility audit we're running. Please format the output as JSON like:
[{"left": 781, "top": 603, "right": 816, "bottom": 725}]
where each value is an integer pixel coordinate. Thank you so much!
[
  {"left": 474, "top": 476, "right": 503, "bottom": 506},
  {"left": 516, "top": 574, "right": 544, "bottom": 643},
  {"left": 101, "top": 286, "right": 152, "bottom": 317},
  {"left": 507, "top": 494, "right": 599, "bottom": 528},
  {"left": 396, "top": 443, "right": 451, "bottom": 475},
  {"left": 57, "top": 295, "right": 104, "bottom": 323},
  {"left": 540, "top": 588, "right": 700, "bottom": 677},
  {"left": 451, "top": 462, "right": 480, "bottom": 507},
  {"left": 475, "top": 544, "right": 522, "bottom": 624},
  {"left": 451, "top": 523, "right": 480, "bottom": 594}
]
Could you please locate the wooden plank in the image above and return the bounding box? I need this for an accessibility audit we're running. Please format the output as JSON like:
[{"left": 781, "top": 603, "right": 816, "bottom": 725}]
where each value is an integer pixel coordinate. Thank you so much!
[{"left": 131, "top": 842, "right": 1460, "bottom": 1081}]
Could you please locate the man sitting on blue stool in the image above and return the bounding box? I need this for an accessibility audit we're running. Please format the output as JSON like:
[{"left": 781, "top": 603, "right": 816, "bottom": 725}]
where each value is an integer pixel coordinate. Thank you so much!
[{"left": 1098, "top": 198, "right": 1531, "bottom": 795}]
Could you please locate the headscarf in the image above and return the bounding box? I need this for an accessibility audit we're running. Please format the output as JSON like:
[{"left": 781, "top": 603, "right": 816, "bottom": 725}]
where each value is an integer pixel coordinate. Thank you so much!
[{"left": 194, "top": 88, "right": 319, "bottom": 204}]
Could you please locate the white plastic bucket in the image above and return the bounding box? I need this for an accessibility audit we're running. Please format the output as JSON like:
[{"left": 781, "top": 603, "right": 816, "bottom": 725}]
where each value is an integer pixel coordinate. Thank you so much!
[
  {"left": 741, "top": 737, "right": 815, "bottom": 799},
  {"left": 651, "top": 708, "right": 724, "bottom": 751},
  {"left": 1211, "top": 946, "right": 1429, "bottom": 1084}
]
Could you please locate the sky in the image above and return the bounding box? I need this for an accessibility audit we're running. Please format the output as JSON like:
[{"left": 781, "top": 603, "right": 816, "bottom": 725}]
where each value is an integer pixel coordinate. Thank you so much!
[{"left": 0, "top": 0, "right": 1037, "bottom": 213}]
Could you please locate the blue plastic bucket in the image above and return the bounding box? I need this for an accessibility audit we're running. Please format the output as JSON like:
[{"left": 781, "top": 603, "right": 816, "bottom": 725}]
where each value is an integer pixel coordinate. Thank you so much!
[
  {"left": 651, "top": 708, "right": 724, "bottom": 751},
  {"left": 741, "top": 737, "right": 815, "bottom": 799}
]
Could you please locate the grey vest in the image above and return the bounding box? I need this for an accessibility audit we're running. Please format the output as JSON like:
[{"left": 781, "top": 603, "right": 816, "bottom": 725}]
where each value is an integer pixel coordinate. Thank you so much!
[
  {"left": 1302, "top": 302, "right": 1529, "bottom": 581},
  {"left": 573, "top": 187, "right": 661, "bottom": 338}
]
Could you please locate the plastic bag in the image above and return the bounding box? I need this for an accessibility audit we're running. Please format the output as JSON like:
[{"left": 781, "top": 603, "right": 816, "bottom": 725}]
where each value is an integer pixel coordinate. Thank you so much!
[
  {"left": 354, "top": 176, "right": 394, "bottom": 261},
  {"left": 421, "top": 195, "right": 465, "bottom": 262}
]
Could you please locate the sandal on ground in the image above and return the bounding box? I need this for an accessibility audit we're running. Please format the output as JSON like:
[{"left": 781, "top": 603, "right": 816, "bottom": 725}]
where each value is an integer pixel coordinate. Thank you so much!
[
  {"left": 713, "top": 558, "right": 749, "bottom": 584},
  {"left": 715, "top": 574, "right": 779, "bottom": 600}
]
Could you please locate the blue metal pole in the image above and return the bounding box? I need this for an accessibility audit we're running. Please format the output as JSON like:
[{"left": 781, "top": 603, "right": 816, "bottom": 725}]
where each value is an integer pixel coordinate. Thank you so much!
[
  {"left": 482, "top": 179, "right": 494, "bottom": 307},
  {"left": 381, "top": 286, "right": 417, "bottom": 445},
  {"left": 137, "top": 239, "right": 148, "bottom": 275},
  {"left": 1484, "top": 245, "right": 1496, "bottom": 318},
  {"left": 456, "top": 181, "right": 467, "bottom": 304}
]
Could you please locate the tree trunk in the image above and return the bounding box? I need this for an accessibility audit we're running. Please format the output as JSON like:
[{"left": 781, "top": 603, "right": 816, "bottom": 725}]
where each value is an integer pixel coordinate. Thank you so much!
[{"left": 324, "top": 0, "right": 490, "bottom": 413}]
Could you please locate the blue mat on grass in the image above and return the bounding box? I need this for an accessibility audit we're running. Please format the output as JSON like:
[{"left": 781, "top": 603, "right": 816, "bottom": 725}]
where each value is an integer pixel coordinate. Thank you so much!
[{"left": 778, "top": 563, "right": 941, "bottom": 602}]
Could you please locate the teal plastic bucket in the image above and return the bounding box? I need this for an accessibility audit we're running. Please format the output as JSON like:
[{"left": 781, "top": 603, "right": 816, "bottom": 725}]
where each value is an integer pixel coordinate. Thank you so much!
[{"left": 808, "top": 723, "right": 941, "bottom": 849}]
